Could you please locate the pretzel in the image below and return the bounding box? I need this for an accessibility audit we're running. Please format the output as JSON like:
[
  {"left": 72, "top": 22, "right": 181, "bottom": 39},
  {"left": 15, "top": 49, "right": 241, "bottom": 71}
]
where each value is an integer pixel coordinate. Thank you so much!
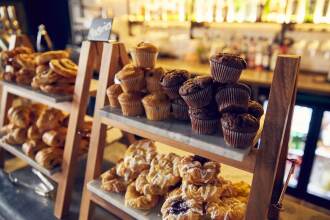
[
  {"left": 36, "top": 50, "right": 69, "bottom": 65},
  {"left": 49, "top": 58, "right": 77, "bottom": 78}
]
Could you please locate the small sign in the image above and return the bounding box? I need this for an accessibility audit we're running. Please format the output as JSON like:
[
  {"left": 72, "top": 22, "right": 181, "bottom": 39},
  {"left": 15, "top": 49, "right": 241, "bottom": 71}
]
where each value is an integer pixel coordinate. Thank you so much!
[{"left": 87, "top": 18, "right": 113, "bottom": 41}]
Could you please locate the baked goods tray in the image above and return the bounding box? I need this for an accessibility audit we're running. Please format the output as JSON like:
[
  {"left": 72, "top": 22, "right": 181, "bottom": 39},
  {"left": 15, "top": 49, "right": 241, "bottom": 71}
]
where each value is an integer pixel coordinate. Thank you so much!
[
  {"left": 0, "top": 139, "right": 61, "bottom": 177},
  {"left": 1, "top": 81, "right": 73, "bottom": 103},
  {"left": 87, "top": 180, "right": 162, "bottom": 220},
  {"left": 99, "top": 106, "right": 258, "bottom": 162}
]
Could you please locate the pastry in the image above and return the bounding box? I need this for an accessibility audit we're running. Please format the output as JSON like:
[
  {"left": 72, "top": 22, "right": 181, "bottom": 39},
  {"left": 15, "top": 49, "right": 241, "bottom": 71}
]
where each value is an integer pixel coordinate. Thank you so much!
[
  {"left": 178, "top": 155, "right": 220, "bottom": 185},
  {"left": 125, "top": 182, "right": 159, "bottom": 210},
  {"left": 49, "top": 58, "right": 78, "bottom": 78},
  {"left": 0, "top": 124, "right": 15, "bottom": 136},
  {"left": 145, "top": 67, "right": 164, "bottom": 93},
  {"left": 2, "top": 127, "right": 27, "bottom": 145},
  {"left": 161, "top": 194, "right": 203, "bottom": 220},
  {"left": 35, "top": 50, "right": 69, "bottom": 65},
  {"left": 101, "top": 168, "right": 127, "bottom": 193},
  {"left": 179, "top": 75, "right": 213, "bottom": 108},
  {"left": 42, "top": 127, "right": 67, "bottom": 147},
  {"left": 221, "top": 113, "right": 259, "bottom": 148},
  {"left": 118, "top": 92, "right": 144, "bottom": 116},
  {"left": 15, "top": 53, "right": 36, "bottom": 71},
  {"left": 160, "top": 69, "right": 190, "bottom": 99},
  {"left": 36, "top": 64, "right": 49, "bottom": 74},
  {"left": 206, "top": 198, "right": 246, "bottom": 220},
  {"left": 22, "top": 139, "right": 48, "bottom": 158},
  {"left": 130, "top": 42, "right": 158, "bottom": 68},
  {"left": 171, "top": 98, "right": 190, "bottom": 121},
  {"left": 248, "top": 100, "right": 264, "bottom": 120},
  {"left": 210, "top": 53, "right": 247, "bottom": 83},
  {"left": 142, "top": 93, "right": 171, "bottom": 121},
  {"left": 7, "top": 105, "right": 32, "bottom": 128},
  {"left": 27, "top": 125, "right": 43, "bottom": 141},
  {"left": 39, "top": 83, "right": 75, "bottom": 95},
  {"left": 32, "top": 68, "right": 62, "bottom": 85},
  {"left": 181, "top": 180, "right": 223, "bottom": 203},
  {"left": 116, "top": 64, "right": 145, "bottom": 93},
  {"left": 35, "top": 147, "right": 63, "bottom": 169},
  {"left": 215, "top": 83, "right": 251, "bottom": 113},
  {"left": 189, "top": 105, "right": 219, "bottom": 135},
  {"left": 36, "top": 108, "right": 65, "bottom": 132},
  {"left": 15, "top": 68, "right": 35, "bottom": 85},
  {"left": 106, "top": 84, "right": 123, "bottom": 108}
]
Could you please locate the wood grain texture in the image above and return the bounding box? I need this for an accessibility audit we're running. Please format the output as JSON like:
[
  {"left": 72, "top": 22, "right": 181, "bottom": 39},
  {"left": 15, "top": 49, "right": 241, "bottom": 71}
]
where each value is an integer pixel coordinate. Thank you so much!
[{"left": 246, "top": 55, "right": 300, "bottom": 220}]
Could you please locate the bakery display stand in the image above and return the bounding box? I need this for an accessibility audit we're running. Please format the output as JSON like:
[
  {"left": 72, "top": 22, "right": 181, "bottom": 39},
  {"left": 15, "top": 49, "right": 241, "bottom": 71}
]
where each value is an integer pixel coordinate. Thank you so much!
[
  {"left": 78, "top": 40, "right": 301, "bottom": 220},
  {"left": 0, "top": 39, "right": 101, "bottom": 219}
]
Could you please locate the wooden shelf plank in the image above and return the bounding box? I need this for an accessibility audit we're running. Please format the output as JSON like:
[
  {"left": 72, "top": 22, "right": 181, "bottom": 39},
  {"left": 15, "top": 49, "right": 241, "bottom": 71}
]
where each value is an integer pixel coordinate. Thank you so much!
[
  {"left": 99, "top": 107, "right": 252, "bottom": 162},
  {"left": 87, "top": 180, "right": 162, "bottom": 220},
  {"left": 0, "top": 140, "right": 60, "bottom": 181}
]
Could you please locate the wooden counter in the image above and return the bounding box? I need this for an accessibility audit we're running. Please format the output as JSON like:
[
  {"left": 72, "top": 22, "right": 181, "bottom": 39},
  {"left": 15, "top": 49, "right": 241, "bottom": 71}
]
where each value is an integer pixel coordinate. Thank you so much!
[{"left": 157, "top": 59, "right": 330, "bottom": 96}]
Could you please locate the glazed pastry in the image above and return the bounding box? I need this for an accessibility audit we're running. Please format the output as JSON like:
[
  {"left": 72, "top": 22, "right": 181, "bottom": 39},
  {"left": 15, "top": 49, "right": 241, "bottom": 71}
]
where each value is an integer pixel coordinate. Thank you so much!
[
  {"left": 145, "top": 67, "right": 164, "bottom": 93},
  {"left": 101, "top": 168, "right": 127, "bottom": 193},
  {"left": 22, "top": 140, "right": 48, "bottom": 158},
  {"left": 32, "top": 69, "right": 62, "bottom": 85},
  {"left": 116, "top": 64, "right": 145, "bottom": 93},
  {"left": 35, "top": 50, "right": 69, "bottom": 65},
  {"left": 49, "top": 58, "right": 78, "bottom": 78},
  {"left": 36, "top": 108, "right": 65, "bottom": 132},
  {"left": 160, "top": 69, "right": 190, "bottom": 99},
  {"left": 27, "top": 125, "right": 43, "bottom": 141},
  {"left": 42, "top": 127, "right": 67, "bottom": 147},
  {"left": 178, "top": 155, "right": 220, "bottom": 185},
  {"left": 206, "top": 198, "right": 246, "bottom": 220},
  {"left": 35, "top": 147, "right": 63, "bottom": 169},
  {"left": 125, "top": 182, "right": 159, "bottom": 210},
  {"left": 161, "top": 194, "right": 203, "bottom": 220},
  {"left": 181, "top": 180, "right": 223, "bottom": 203}
]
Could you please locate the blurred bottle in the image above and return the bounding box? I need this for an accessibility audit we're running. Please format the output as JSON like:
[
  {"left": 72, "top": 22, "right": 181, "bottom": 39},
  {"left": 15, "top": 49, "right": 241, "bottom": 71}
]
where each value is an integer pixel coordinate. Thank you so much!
[
  {"left": 255, "top": 37, "right": 264, "bottom": 71},
  {"left": 36, "top": 24, "right": 53, "bottom": 52},
  {"left": 247, "top": 37, "right": 256, "bottom": 69}
]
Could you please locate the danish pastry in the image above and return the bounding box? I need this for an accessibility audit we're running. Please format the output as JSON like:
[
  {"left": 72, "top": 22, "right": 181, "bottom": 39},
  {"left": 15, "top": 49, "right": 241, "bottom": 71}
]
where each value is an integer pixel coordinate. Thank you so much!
[
  {"left": 206, "top": 198, "right": 246, "bottom": 220},
  {"left": 35, "top": 50, "right": 69, "bottom": 65},
  {"left": 33, "top": 69, "right": 62, "bottom": 85},
  {"left": 100, "top": 168, "right": 127, "bottom": 193},
  {"left": 181, "top": 181, "right": 223, "bottom": 203},
  {"left": 22, "top": 139, "right": 48, "bottom": 158},
  {"left": 35, "top": 147, "right": 63, "bottom": 169},
  {"left": 36, "top": 108, "right": 65, "bottom": 132},
  {"left": 42, "top": 127, "right": 67, "bottom": 147},
  {"left": 27, "top": 125, "right": 43, "bottom": 141},
  {"left": 124, "top": 182, "right": 159, "bottom": 210},
  {"left": 49, "top": 58, "right": 77, "bottom": 78},
  {"left": 178, "top": 155, "right": 220, "bottom": 185},
  {"left": 161, "top": 194, "right": 203, "bottom": 220},
  {"left": 39, "top": 83, "right": 75, "bottom": 95}
]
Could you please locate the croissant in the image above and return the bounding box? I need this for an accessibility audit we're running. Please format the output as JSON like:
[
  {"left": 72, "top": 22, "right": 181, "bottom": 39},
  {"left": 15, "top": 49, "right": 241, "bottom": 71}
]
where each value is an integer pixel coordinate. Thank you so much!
[
  {"left": 27, "top": 125, "right": 43, "bottom": 141},
  {"left": 35, "top": 147, "right": 63, "bottom": 169},
  {"left": 7, "top": 105, "right": 31, "bottom": 128},
  {"left": 22, "top": 140, "right": 48, "bottom": 158},
  {"left": 0, "top": 124, "right": 15, "bottom": 136},
  {"left": 42, "top": 127, "right": 67, "bottom": 147},
  {"left": 36, "top": 108, "right": 65, "bottom": 132},
  {"left": 2, "top": 127, "right": 27, "bottom": 145}
]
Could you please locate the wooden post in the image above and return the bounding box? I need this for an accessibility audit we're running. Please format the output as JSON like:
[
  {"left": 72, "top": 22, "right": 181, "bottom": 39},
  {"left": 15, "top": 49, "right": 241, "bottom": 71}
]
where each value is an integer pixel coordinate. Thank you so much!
[
  {"left": 246, "top": 55, "right": 300, "bottom": 220},
  {"left": 79, "top": 42, "right": 130, "bottom": 220}
]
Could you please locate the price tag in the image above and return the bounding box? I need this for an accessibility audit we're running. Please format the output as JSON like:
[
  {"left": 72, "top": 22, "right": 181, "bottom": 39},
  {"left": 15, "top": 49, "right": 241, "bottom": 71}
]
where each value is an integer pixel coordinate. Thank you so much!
[{"left": 87, "top": 18, "right": 113, "bottom": 42}]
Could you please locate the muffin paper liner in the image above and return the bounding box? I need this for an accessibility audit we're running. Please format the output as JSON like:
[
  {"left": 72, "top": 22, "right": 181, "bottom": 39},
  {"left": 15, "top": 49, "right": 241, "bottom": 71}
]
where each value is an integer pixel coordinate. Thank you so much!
[
  {"left": 143, "top": 103, "right": 171, "bottom": 121},
  {"left": 172, "top": 103, "right": 190, "bottom": 121},
  {"left": 222, "top": 127, "right": 257, "bottom": 149},
  {"left": 190, "top": 116, "right": 218, "bottom": 134},
  {"left": 119, "top": 74, "right": 145, "bottom": 93},
  {"left": 119, "top": 100, "right": 144, "bottom": 116},
  {"left": 131, "top": 50, "right": 158, "bottom": 69},
  {"left": 107, "top": 95, "right": 121, "bottom": 108},
  {"left": 210, "top": 60, "right": 242, "bottom": 83},
  {"left": 146, "top": 78, "right": 163, "bottom": 93},
  {"left": 181, "top": 86, "right": 212, "bottom": 108},
  {"left": 162, "top": 85, "right": 181, "bottom": 99},
  {"left": 216, "top": 87, "right": 249, "bottom": 112}
]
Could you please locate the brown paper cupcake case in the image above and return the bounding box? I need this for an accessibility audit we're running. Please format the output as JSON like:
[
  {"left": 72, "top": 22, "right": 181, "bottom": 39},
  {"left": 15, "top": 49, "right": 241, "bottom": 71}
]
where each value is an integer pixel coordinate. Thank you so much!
[
  {"left": 222, "top": 127, "right": 257, "bottom": 149},
  {"left": 108, "top": 95, "right": 121, "bottom": 108},
  {"left": 190, "top": 117, "right": 218, "bottom": 134},
  {"left": 216, "top": 87, "right": 249, "bottom": 112},
  {"left": 119, "top": 74, "right": 145, "bottom": 93},
  {"left": 162, "top": 85, "right": 181, "bottom": 99},
  {"left": 172, "top": 103, "right": 189, "bottom": 121},
  {"left": 146, "top": 78, "right": 163, "bottom": 93},
  {"left": 119, "top": 101, "right": 144, "bottom": 116},
  {"left": 181, "top": 86, "right": 212, "bottom": 108},
  {"left": 131, "top": 50, "right": 158, "bottom": 69},
  {"left": 143, "top": 103, "right": 171, "bottom": 121},
  {"left": 210, "top": 60, "right": 242, "bottom": 83}
]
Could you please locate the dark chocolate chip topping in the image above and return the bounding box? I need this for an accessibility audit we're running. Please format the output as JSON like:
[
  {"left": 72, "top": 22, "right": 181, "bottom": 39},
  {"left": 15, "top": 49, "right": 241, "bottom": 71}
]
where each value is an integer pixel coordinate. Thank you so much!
[
  {"left": 221, "top": 113, "right": 259, "bottom": 133},
  {"left": 210, "top": 53, "right": 247, "bottom": 69},
  {"left": 160, "top": 69, "right": 189, "bottom": 87},
  {"left": 179, "top": 76, "right": 213, "bottom": 96}
]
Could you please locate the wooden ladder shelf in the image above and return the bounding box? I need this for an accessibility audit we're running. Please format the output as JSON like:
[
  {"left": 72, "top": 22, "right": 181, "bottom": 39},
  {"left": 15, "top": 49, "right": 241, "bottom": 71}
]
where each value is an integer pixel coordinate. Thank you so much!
[
  {"left": 79, "top": 41, "right": 300, "bottom": 220},
  {"left": 0, "top": 36, "right": 102, "bottom": 219}
]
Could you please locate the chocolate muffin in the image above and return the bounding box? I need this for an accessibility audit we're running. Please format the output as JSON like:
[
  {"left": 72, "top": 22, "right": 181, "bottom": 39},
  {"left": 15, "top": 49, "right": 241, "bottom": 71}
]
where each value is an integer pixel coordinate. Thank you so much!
[
  {"left": 215, "top": 83, "right": 251, "bottom": 113},
  {"left": 179, "top": 75, "right": 213, "bottom": 108},
  {"left": 106, "top": 84, "right": 123, "bottom": 108},
  {"left": 142, "top": 92, "right": 171, "bottom": 121},
  {"left": 209, "top": 53, "right": 247, "bottom": 83},
  {"left": 145, "top": 67, "right": 165, "bottom": 93},
  {"left": 171, "top": 98, "right": 189, "bottom": 121},
  {"left": 189, "top": 105, "right": 219, "bottom": 135},
  {"left": 248, "top": 100, "right": 264, "bottom": 120},
  {"left": 118, "top": 92, "right": 144, "bottom": 116},
  {"left": 116, "top": 64, "right": 145, "bottom": 92},
  {"left": 221, "top": 113, "right": 259, "bottom": 148},
  {"left": 130, "top": 42, "right": 158, "bottom": 68},
  {"left": 160, "top": 69, "right": 189, "bottom": 99}
]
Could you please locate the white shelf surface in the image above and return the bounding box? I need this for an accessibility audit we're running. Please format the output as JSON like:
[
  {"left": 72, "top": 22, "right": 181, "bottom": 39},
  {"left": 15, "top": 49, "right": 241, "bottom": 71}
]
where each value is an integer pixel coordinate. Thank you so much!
[
  {"left": 87, "top": 180, "right": 162, "bottom": 220},
  {"left": 99, "top": 106, "right": 253, "bottom": 162}
]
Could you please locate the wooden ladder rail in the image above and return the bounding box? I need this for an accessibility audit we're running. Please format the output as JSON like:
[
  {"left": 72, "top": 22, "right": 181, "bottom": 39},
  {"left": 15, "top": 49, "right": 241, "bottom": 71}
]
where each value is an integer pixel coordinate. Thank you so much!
[{"left": 246, "top": 55, "right": 300, "bottom": 220}]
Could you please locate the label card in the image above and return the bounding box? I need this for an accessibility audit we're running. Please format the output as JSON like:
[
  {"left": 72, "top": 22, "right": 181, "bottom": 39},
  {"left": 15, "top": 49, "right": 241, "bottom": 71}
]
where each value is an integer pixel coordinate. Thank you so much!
[{"left": 87, "top": 18, "right": 113, "bottom": 41}]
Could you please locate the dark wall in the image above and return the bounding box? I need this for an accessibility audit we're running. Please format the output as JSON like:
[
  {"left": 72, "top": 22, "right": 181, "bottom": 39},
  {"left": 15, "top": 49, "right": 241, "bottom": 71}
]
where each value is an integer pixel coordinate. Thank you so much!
[{"left": 2, "top": 0, "right": 71, "bottom": 49}]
